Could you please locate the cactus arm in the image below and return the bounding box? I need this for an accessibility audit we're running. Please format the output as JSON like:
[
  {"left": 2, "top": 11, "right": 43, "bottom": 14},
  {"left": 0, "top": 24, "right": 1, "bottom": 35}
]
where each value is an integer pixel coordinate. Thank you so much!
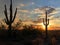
[
  {"left": 4, "top": 5, "right": 9, "bottom": 22},
  {"left": 47, "top": 19, "right": 49, "bottom": 25},
  {"left": 4, "top": 18, "right": 9, "bottom": 25},
  {"left": 43, "top": 18, "right": 46, "bottom": 25},
  {"left": 12, "top": 8, "right": 17, "bottom": 22},
  {"left": 10, "top": 0, "right": 12, "bottom": 22}
]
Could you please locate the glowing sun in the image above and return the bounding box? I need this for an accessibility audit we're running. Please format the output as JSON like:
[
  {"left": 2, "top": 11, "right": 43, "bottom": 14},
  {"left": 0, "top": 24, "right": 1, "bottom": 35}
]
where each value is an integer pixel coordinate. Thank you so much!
[{"left": 41, "top": 22, "right": 53, "bottom": 30}]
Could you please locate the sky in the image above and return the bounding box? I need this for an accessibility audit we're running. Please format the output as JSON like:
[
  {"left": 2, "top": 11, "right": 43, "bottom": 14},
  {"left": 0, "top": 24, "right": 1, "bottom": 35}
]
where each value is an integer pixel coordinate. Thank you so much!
[{"left": 0, "top": 0, "right": 60, "bottom": 30}]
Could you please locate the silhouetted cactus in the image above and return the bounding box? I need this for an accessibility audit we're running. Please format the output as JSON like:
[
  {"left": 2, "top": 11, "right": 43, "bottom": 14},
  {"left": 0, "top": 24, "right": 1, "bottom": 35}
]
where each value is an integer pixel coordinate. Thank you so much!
[
  {"left": 43, "top": 11, "right": 49, "bottom": 39},
  {"left": 4, "top": 0, "right": 17, "bottom": 31}
]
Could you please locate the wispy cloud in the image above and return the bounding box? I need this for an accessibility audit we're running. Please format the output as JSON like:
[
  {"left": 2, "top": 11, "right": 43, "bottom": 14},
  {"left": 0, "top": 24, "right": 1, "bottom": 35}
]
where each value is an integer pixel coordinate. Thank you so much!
[
  {"left": 20, "top": 4, "right": 26, "bottom": 7},
  {"left": 17, "top": 2, "right": 35, "bottom": 9},
  {"left": 49, "top": 8, "right": 60, "bottom": 19},
  {"left": 18, "top": 9, "right": 29, "bottom": 13}
]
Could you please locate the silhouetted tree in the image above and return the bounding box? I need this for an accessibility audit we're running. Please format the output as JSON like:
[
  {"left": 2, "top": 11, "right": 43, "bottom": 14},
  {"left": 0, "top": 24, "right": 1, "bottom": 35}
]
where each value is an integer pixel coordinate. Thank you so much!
[
  {"left": 0, "top": 22, "right": 5, "bottom": 30},
  {"left": 16, "top": 19, "right": 22, "bottom": 27}
]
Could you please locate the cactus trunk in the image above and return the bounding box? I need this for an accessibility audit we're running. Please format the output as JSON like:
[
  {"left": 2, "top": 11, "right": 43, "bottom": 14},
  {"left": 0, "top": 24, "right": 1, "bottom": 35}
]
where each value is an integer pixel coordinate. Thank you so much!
[
  {"left": 43, "top": 11, "right": 49, "bottom": 45},
  {"left": 8, "top": 23, "right": 11, "bottom": 37},
  {"left": 9, "top": 23, "right": 11, "bottom": 30},
  {"left": 45, "top": 11, "right": 48, "bottom": 39},
  {"left": 43, "top": 11, "right": 49, "bottom": 40}
]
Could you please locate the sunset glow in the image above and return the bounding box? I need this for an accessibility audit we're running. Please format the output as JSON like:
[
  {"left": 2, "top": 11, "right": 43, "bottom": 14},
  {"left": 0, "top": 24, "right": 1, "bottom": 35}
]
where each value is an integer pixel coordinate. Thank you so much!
[
  {"left": 38, "top": 22, "right": 55, "bottom": 30},
  {"left": 0, "top": 0, "right": 60, "bottom": 30}
]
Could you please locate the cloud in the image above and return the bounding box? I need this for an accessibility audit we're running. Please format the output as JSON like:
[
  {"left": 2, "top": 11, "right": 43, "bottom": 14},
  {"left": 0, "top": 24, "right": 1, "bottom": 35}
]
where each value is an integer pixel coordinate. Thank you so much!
[
  {"left": 49, "top": 8, "right": 60, "bottom": 19},
  {"left": 32, "top": 6, "right": 56, "bottom": 16},
  {"left": 27, "top": 2, "right": 35, "bottom": 5},
  {"left": 48, "top": 8, "right": 60, "bottom": 16},
  {"left": 18, "top": 9, "right": 29, "bottom": 13},
  {"left": 17, "top": 5, "right": 60, "bottom": 24},
  {"left": 37, "top": 14, "right": 45, "bottom": 19},
  {"left": 32, "top": 7, "right": 60, "bottom": 26},
  {"left": 17, "top": 2, "right": 35, "bottom": 8},
  {"left": 34, "top": 6, "right": 56, "bottom": 14},
  {"left": 55, "top": 8, "right": 60, "bottom": 13},
  {"left": 20, "top": 4, "right": 26, "bottom": 7},
  {"left": 17, "top": 3, "right": 26, "bottom": 9},
  {"left": 33, "top": 7, "right": 60, "bottom": 20},
  {"left": 31, "top": 2, "right": 35, "bottom": 5},
  {"left": 34, "top": 8, "right": 44, "bottom": 14}
]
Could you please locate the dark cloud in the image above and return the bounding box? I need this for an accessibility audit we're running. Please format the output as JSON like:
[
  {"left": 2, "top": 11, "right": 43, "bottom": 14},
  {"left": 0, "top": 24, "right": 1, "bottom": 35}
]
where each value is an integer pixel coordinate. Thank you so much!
[
  {"left": 47, "top": 8, "right": 55, "bottom": 14},
  {"left": 39, "top": 6, "right": 55, "bottom": 14}
]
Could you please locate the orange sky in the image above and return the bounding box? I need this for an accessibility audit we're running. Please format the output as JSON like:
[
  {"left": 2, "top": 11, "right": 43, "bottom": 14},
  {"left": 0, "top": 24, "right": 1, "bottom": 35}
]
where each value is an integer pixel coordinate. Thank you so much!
[
  {"left": 0, "top": 0, "right": 60, "bottom": 31},
  {"left": 0, "top": 18, "right": 60, "bottom": 30},
  {"left": 34, "top": 22, "right": 60, "bottom": 30}
]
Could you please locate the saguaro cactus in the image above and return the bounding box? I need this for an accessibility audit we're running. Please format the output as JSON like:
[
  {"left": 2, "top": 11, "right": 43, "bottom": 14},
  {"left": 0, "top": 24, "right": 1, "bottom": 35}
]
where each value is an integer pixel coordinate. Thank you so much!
[
  {"left": 43, "top": 11, "right": 49, "bottom": 39},
  {"left": 4, "top": 0, "right": 17, "bottom": 31}
]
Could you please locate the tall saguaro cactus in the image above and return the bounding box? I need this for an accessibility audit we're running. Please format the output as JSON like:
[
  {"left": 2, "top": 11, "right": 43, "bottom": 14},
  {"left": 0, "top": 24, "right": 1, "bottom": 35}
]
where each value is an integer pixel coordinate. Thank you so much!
[
  {"left": 43, "top": 11, "right": 49, "bottom": 39},
  {"left": 4, "top": 0, "right": 17, "bottom": 31}
]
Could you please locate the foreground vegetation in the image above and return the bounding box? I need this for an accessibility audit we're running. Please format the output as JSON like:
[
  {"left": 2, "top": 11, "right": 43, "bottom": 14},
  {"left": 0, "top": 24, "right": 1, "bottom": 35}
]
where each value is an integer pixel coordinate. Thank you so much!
[{"left": 0, "top": 26, "right": 60, "bottom": 45}]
